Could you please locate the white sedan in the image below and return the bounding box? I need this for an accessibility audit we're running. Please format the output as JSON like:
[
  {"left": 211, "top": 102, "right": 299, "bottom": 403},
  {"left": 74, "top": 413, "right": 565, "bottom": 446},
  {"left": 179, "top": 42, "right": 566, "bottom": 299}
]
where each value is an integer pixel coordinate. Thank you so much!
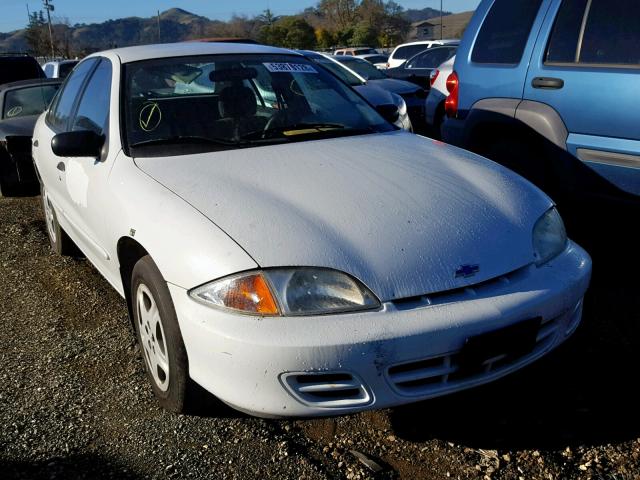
[{"left": 33, "top": 43, "right": 591, "bottom": 417}]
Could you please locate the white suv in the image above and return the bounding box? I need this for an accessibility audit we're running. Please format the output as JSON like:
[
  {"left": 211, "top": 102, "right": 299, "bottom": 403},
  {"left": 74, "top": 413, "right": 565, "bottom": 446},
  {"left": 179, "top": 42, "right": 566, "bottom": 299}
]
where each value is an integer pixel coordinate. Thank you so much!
[{"left": 387, "top": 39, "right": 459, "bottom": 69}]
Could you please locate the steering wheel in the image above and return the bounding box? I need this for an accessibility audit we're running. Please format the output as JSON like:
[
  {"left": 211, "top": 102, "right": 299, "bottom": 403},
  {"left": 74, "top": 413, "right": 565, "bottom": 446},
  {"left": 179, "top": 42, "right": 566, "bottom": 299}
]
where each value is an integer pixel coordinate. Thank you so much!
[{"left": 262, "top": 110, "right": 288, "bottom": 139}]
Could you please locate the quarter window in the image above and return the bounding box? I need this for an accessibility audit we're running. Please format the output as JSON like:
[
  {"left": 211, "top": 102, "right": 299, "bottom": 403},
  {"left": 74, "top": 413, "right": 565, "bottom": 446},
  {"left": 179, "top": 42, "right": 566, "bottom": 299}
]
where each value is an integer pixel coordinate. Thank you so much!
[
  {"left": 47, "top": 58, "right": 98, "bottom": 131},
  {"left": 471, "top": 0, "right": 543, "bottom": 64},
  {"left": 71, "top": 59, "right": 112, "bottom": 135}
]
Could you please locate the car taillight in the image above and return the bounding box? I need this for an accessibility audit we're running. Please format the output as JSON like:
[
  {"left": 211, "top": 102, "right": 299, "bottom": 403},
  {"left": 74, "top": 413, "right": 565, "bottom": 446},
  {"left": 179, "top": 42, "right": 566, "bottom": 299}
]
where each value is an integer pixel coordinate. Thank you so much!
[
  {"left": 430, "top": 69, "right": 440, "bottom": 87},
  {"left": 444, "top": 71, "right": 459, "bottom": 118}
]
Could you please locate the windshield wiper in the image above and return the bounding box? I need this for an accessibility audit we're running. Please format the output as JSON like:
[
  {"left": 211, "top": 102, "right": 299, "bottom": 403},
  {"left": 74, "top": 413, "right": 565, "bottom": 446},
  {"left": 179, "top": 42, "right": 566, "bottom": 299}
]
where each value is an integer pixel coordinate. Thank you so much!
[
  {"left": 241, "top": 123, "right": 374, "bottom": 141},
  {"left": 130, "top": 135, "right": 239, "bottom": 149}
]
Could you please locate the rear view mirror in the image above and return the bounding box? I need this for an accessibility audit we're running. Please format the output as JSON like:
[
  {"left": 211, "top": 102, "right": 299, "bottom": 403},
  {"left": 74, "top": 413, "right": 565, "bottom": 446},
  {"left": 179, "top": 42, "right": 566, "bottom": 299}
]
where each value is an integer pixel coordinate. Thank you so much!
[
  {"left": 375, "top": 104, "right": 400, "bottom": 124},
  {"left": 51, "top": 130, "right": 104, "bottom": 158}
]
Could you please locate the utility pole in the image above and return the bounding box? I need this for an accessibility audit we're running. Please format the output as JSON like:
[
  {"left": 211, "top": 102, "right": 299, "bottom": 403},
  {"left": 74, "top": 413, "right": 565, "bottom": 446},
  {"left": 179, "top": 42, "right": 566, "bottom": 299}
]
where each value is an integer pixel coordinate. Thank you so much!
[
  {"left": 157, "top": 10, "right": 161, "bottom": 43},
  {"left": 440, "top": 0, "right": 443, "bottom": 40},
  {"left": 43, "top": 0, "right": 55, "bottom": 58}
]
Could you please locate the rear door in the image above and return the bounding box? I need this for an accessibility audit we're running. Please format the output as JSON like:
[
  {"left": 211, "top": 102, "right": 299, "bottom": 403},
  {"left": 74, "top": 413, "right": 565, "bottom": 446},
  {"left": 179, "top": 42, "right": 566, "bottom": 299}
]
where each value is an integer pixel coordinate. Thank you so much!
[{"left": 524, "top": 0, "right": 640, "bottom": 196}]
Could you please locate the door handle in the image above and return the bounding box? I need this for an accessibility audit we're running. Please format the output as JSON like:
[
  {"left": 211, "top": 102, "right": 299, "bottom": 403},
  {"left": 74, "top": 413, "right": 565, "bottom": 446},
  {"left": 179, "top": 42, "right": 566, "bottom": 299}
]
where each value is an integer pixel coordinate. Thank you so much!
[
  {"left": 56, "top": 162, "right": 66, "bottom": 172},
  {"left": 532, "top": 77, "right": 564, "bottom": 89}
]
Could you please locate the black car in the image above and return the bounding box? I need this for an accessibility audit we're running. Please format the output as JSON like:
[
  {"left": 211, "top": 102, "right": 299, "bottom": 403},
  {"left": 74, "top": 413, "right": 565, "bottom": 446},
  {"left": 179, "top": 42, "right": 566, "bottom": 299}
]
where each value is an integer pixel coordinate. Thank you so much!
[
  {"left": 0, "top": 79, "right": 62, "bottom": 196},
  {"left": 328, "top": 55, "right": 430, "bottom": 132},
  {"left": 0, "top": 54, "right": 46, "bottom": 85},
  {"left": 386, "top": 46, "right": 457, "bottom": 89}
]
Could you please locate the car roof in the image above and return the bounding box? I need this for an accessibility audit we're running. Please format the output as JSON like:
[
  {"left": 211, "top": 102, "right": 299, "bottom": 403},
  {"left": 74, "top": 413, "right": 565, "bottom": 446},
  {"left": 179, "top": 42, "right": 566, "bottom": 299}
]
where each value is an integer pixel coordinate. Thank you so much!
[
  {"left": 394, "top": 39, "right": 460, "bottom": 48},
  {"left": 44, "top": 59, "right": 78, "bottom": 66},
  {"left": 91, "top": 42, "right": 299, "bottom": 64},
  {"left": 0, "top": 78, "right": 62, "bottom": 92}
]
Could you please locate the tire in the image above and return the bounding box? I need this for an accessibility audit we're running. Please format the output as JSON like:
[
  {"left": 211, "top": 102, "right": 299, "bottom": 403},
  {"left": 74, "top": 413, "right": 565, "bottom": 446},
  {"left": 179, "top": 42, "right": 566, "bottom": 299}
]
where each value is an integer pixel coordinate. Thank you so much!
[
  {"left": 131, "top": 255, "right": 191, "bottom": 413},
  {"left": 41, "top": 185, "right": 77, "bottom": 256}
]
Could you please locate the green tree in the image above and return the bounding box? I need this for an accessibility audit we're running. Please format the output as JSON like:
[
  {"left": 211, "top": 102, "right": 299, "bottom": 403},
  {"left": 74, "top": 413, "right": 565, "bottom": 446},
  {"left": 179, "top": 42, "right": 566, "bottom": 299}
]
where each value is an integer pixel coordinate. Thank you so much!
[
  {"left": 350, "top": 22, "right": 378, "bottom": 46},
  {"left": 261, "top": 16, "right": 316, "bottom": 49},
  {"left": 315, "top": 27, "right": 336, "bottom": 49}
]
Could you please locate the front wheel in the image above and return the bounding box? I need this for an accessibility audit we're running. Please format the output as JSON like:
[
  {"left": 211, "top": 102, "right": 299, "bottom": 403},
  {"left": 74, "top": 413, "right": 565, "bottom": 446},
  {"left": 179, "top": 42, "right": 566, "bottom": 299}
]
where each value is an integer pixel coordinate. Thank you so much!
[{"left": 131, "top": 256, "right": 191, "bottom": 412}]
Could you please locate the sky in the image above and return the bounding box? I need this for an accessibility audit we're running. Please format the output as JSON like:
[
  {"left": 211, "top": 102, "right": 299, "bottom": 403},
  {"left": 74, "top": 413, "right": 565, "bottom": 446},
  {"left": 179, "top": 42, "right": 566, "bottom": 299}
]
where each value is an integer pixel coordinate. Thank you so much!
[{"left": 0, "top": 0, "right": 481, "bottom": 33}]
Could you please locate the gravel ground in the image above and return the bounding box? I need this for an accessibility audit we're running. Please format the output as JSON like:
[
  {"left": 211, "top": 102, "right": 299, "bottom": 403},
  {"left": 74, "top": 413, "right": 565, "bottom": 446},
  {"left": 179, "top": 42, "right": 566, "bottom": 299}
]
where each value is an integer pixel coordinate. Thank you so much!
[{"left": 1, "top": 195, "right": 639, "bottom": 480}]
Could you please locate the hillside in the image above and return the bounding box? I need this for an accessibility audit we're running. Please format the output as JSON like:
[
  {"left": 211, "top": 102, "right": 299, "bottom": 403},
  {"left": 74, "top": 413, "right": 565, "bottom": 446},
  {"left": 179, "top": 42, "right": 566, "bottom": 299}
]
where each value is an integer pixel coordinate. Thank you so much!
[{"left": 403, "top": 7, "right": 452, "bottom": 23}]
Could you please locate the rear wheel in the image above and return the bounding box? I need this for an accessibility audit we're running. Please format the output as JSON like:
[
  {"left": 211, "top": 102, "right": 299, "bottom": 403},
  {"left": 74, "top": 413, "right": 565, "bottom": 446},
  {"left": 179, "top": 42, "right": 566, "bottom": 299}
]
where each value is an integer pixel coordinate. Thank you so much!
[
  {"left": 131, "top": 255, "right": 192, "bottom": 412},
  {"left": 41, "top": 185, "right": 77, "bottom": 256}
]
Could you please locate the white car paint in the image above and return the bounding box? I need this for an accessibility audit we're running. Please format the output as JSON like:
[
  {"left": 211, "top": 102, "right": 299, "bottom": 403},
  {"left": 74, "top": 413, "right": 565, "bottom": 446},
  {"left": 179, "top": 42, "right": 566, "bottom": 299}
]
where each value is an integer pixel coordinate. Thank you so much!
[
  {"left": 387, "top": 39, "right": 460, "bottom": 69},
  {"left": 33, "top": 42, "right": 591, "bottom": 418},
  {"left": 426, "top": 55, "right": 455, "bottom": 128}
]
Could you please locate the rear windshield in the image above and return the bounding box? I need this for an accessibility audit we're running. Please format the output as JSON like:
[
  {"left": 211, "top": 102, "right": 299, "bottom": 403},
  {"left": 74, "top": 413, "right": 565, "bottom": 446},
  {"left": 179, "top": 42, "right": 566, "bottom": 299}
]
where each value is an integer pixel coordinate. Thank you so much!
[
  {"left": 471, "top": 0, "right": 543, "bottom": 64},
  {"left": 2, "top": 84, "right": 60, "bottom": 119},
  {"left": 0, "top": 57, "right": 45, "bottom": 84},
  {"left": 391, "top": 44, "right": 430, "bottom": 61},
  {"left": 335, "top": 57, "right": 387, "bottom": 80}
]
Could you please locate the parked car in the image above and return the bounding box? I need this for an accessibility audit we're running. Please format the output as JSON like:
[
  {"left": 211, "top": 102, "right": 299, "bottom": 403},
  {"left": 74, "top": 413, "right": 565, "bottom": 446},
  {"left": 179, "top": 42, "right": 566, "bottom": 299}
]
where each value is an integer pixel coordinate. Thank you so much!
[
  {"left": 386, "top": 45, "right": 458, "bottom": 90},
  {"left": 334, "top": 47, "right": 377, "bottom": 56},
  {"left": 43, "top": 59, "right": 79, "bottom": 79},
  {"left": 442, "top": 0, "right": 640, "bottom": 203},
  {"left": 329, "top": 54, "right": 430, "bottom": 130},
  {"left": 34, "top": 42, "right": 590, "bottom": 418},
  {"left": 425, "top": 55, "right": 455, "bottom": 138},
  {"left": 0, "top": 78, "right": 61, "bottom": 196},
  {"left": 387, "top": 39, "right": 459, "bottom": 69},
  {"left": 355, "top": 53, "right": 389, "bottom": 69},
  {"left": 0, "top": 53, "right": 45, "bottom": 85},
  {"left": 301, "top": 51, "right": 412, "bottom": 131}
]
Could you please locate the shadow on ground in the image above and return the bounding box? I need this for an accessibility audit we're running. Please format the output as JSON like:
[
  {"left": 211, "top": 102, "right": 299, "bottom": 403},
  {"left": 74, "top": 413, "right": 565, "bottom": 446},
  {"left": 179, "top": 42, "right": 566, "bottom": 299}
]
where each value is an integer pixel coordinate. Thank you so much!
[
  {"left": 390, "top": 202, "right": 640, "bottom": 450},
  {"left": 2, "top": 455, "right": 142, "bottom": 480}
]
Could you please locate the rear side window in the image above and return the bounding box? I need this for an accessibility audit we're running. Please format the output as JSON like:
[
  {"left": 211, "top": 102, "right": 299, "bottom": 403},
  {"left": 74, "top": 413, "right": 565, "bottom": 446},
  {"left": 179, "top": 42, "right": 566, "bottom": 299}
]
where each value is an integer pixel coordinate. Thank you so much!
[
  {"left": 580, "top": 0, "right": 640, "bottom": 65},
  {"left": 546, "top": 0, "right": 640, "bottom": 66},
  {"left": 545, "top": 0, "right": 589, "bottom": 63},
  {"left": 472, "top": 0, "right": 543, "bottom": 64}
]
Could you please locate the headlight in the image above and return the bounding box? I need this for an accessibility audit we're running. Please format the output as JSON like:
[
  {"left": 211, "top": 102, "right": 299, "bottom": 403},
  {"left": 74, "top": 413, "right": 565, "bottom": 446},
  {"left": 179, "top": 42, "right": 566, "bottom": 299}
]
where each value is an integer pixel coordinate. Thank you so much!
[
  {"left": 190, "top": 268, "right": 381, "bottom": 316},
  {"left": 391, "top": 94, "right": 411, "bottom": 131},
  {"left": 532, "top": 207, "right": 567, "bottom": 266}
]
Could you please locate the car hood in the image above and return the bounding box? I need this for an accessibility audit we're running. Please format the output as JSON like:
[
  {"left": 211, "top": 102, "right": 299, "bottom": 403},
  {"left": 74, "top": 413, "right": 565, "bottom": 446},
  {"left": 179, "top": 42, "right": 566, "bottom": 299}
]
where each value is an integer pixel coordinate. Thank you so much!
[
  {"left": 354, "top": 84, "right": 396, "bottom": 106},
  {"left": 0, "top": 114, "right": 38, "bottom": 138},
  {"left": 368, "top": 78, "right": 422, "bottom": 95},
  {"left": 134, "top": 132, "right": 552, "bottom": 301}
]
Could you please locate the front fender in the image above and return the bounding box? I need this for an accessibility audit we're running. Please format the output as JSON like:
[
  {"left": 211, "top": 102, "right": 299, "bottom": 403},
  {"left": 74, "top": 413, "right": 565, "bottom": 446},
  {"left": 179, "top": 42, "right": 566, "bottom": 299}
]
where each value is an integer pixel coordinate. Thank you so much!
[{"left": 107, "top": 151, "right": 258, "bottom": 292}]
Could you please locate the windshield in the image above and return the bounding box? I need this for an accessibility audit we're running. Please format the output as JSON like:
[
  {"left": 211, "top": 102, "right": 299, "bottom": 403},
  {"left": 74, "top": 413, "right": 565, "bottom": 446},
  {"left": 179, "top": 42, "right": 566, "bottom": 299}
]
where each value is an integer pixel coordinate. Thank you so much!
[
  {"left": 2, "top": 84, "right": 60, "bottom": 119},
  {"left": 124, "top": 54, "right": 392, "bottom": 157},
  {"left": 335, "top": 57, "right": 387, "bottom": 80}
]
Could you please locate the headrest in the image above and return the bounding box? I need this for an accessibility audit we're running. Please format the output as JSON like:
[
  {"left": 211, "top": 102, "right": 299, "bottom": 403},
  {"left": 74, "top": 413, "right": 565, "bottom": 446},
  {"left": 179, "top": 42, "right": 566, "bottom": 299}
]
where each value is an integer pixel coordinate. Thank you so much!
[{"left": 218, "top": 85, "right": 257, "bottom": 118}]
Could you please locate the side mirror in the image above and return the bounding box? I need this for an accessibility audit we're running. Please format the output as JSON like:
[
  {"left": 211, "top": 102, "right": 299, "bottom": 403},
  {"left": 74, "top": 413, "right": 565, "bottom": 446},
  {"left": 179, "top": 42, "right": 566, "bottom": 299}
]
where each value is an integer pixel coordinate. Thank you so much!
[
  {"left": 375, "top": 104, "right": 400, "bottom": 124},
  {"left": 51, "top": 130, "right": 104, "bottom": 158}
]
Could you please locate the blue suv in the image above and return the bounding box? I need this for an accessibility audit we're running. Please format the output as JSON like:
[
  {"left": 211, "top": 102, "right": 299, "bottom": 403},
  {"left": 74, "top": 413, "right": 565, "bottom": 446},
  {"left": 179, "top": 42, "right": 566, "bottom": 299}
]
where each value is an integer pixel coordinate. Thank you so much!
[{"left": 442, "top": 0, "right": 639, "bottom": 203}]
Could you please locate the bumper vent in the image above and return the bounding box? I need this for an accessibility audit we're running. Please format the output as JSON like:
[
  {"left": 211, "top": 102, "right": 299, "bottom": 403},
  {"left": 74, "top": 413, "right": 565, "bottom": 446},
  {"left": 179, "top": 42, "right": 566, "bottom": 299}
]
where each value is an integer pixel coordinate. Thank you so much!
[{"left": 281, "top": 372, "right": 371, "bottom": 408}]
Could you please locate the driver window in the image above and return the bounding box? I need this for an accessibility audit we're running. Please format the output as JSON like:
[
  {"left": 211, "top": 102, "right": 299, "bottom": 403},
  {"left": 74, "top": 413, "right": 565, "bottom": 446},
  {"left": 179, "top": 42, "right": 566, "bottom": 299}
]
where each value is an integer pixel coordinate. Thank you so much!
[{"left": 71, "top": 59, "right": 112, "bottom": 136}]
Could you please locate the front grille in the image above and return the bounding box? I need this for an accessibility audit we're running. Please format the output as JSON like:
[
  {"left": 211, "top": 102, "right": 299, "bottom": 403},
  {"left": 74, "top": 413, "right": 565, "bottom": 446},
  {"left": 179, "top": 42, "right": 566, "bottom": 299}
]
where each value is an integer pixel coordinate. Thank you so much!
[
  {"left": 390, "top": 265, "right": 529, "bottom": 311},
  {"left": 281, "top": 372, "right": 371, "bottom": 408},
  {"left": 387, "top": 313, "right": 563, "bottom": 397}
]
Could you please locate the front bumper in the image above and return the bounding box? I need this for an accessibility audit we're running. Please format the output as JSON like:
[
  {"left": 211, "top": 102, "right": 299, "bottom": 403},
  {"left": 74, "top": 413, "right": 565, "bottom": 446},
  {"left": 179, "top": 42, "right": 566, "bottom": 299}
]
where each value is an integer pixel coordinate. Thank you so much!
[{"left": 171, "top": 242, "right": 591, "bottom": 417}]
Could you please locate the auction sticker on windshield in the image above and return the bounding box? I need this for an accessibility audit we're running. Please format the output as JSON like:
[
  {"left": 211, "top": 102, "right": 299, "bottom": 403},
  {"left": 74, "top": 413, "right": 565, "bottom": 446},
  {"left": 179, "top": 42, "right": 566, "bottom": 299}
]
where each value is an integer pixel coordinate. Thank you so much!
[{"left": 263, "top": 63, "right": 317, "bottom": 74}]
